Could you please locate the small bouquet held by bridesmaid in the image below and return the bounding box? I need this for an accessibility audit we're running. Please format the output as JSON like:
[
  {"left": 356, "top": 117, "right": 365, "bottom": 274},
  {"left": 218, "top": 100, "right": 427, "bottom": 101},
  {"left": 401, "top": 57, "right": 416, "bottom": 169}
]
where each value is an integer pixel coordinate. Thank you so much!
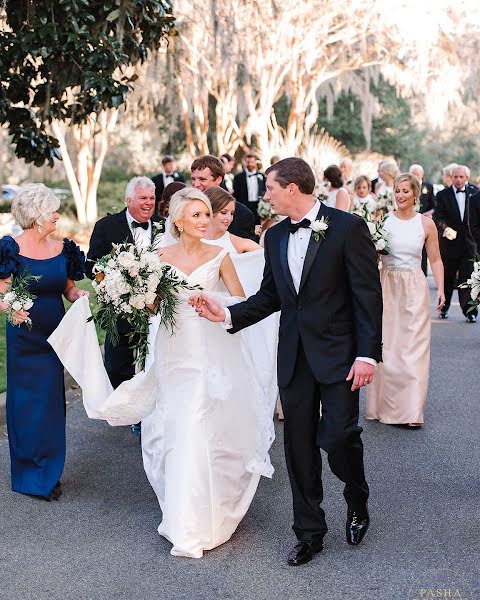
[
  {"left": 90, "top": 242, "right": 195, "bottom": 370},
  {"left": 459, "top": 254, "right": 480, "bottom": 312},
  {"left": 357, "top": 205, "right": 390, "bottom": 255},
  {"left": 1, "top": 270, "right": 40, "bottom": 330},
  {"left": 257, "top": 197, "right": 276, "bottom": 220},
  {"left": 375, "top": 190, "right": 396, "bottom": 216}
]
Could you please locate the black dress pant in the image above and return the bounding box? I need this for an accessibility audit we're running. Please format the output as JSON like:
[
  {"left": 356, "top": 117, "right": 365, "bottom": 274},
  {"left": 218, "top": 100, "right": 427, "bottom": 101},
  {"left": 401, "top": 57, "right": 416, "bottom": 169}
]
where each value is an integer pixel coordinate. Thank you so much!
[
  {"left": 443, "top": 253, "right": 478, "bottom": 316},
  {"left": 104, "top": 332, "right": 135, "bottom": 390},
  {"left": 279, "top": 342, "right": 369, "bottom": 544}
]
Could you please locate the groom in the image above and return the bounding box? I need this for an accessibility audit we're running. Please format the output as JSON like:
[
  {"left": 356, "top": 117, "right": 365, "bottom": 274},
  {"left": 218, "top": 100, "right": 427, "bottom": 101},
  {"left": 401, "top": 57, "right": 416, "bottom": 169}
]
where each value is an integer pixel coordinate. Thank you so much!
[{"left": 193, "top": 158, "right": 382, "bottom": 565}]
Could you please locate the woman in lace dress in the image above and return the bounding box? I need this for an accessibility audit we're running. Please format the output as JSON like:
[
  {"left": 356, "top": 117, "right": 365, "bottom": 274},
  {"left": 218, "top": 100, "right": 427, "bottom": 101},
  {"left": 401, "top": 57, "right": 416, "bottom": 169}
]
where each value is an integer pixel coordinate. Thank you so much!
[
  {"left": 366, "top": 174, "right": 445, "bottom": 427},
  {"left": 0, "top": 184, "right": 87, "bottom": 501}
]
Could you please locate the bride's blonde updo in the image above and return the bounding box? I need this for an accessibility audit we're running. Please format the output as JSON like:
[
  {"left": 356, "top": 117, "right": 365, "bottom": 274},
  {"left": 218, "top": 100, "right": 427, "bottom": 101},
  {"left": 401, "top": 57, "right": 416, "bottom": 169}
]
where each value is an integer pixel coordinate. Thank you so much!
[{"left": 169, "top": 187, "right": 213, "bottom": 239}]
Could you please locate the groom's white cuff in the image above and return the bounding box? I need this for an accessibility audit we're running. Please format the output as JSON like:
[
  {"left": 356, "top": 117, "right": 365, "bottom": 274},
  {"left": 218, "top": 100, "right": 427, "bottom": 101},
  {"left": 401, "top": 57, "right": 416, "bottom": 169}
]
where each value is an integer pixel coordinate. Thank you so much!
[
  {"left": 356, "top": 357, "right": 376, "bottom": 366},
  {"left": 222, "top": 307, "right": 233, "bottom": 330}
]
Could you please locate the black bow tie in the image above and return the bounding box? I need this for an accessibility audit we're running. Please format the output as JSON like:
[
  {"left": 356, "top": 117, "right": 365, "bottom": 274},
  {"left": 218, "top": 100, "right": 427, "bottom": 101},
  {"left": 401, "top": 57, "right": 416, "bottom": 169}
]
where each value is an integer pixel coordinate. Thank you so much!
[
  {"left": 131, "top": 220, "right": 149, "bottom": 230},
  {"left": 288, "top": 218, "right": 311, "bottom": 234},
  {"left": 248, "top": 173, "right": 257, "bottom": 177},
  {"left": 456, "top": 188, "right": 466, "bottom": 193}
]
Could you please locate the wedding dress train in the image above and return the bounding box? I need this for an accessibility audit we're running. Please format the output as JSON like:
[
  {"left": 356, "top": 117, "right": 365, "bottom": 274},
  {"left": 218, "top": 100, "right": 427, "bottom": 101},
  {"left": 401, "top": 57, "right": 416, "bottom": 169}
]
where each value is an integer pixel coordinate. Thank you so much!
[{"left": 49, "top": 248, "right": 275, "bottom": 558}]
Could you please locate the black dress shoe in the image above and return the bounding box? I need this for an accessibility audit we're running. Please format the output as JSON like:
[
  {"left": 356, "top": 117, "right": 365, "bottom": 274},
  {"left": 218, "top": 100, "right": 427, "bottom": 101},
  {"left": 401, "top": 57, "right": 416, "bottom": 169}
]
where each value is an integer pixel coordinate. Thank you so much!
[
  {"left": 287, "top": 541, "right": 323, "bottom": 566},
  {"left": 466, "top": 314, "right": 476, "bottom": 323},
  {"left": 346, "top": 510, "right": 370, "bottom": 545},
  {"left": 440, "top": 311, "right": 448, "bottom": 319}
]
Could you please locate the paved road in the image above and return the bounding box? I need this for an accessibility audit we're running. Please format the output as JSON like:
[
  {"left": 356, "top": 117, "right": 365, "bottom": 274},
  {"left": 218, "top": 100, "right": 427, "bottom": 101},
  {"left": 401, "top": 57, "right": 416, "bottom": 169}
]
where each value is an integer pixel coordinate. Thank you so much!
[{"left": 1, "top": 281, "right": 479, "bottom": 600}]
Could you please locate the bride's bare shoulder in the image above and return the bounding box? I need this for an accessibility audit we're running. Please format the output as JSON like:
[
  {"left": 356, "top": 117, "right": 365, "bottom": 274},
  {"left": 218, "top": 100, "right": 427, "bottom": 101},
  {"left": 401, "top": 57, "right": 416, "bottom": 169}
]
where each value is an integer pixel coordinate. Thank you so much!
[{"left": 157, "top": 243, "right": 180, "bottom": 259}]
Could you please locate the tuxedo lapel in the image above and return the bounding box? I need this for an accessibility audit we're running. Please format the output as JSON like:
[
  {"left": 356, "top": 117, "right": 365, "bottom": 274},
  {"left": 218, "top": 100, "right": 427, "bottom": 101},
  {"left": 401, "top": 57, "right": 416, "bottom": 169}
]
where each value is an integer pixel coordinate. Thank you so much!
[
  {"left": 117, "top": 209, "right": 134, "bottom": 244},
  {"left": 299, "top": 205, "right": 327, "bottom": 293},
  {"left": 279, "top": 223, "right": 297, "bottom": 298},
  {"left": 449, "top": 187, "right": 462, "bottom": 222}
]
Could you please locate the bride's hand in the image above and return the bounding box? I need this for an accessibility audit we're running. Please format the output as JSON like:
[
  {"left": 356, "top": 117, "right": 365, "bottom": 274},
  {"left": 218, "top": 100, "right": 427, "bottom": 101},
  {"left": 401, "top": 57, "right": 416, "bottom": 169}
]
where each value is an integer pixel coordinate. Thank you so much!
[{"left": 189, "top": 294, "right": 226, "bottom": 322}]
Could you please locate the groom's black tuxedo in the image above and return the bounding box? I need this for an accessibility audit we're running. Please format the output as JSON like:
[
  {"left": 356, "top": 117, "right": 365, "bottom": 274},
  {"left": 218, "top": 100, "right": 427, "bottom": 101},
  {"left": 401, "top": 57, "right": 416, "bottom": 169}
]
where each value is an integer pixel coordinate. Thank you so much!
[
  {"left": 86, "top": 209, "right": 164, "bottom": 388},
  {"left": 228, "top": 203, "right": 382, "bottom": 544}
]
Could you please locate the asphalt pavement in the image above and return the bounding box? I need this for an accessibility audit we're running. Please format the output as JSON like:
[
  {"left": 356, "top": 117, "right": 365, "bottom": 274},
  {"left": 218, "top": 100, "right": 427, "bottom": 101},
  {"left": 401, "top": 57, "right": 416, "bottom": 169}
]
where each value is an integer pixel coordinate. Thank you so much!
[{"left": 0, "top": 279, "right": 479, "bottom": 600}]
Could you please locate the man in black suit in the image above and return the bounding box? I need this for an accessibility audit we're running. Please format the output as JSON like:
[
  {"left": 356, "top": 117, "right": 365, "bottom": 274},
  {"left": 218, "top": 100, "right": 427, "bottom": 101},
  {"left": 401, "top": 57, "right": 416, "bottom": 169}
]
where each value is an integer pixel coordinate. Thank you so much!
[
  {"left": 191, "top": 155, "right": 256, "bottom": 241},
  {"left": 409, "top": 164, "right": 436, "bottom": 275},
  {"left": 151, "top": 155, "right": 185, "bottom": 214},
  {"left": 86, "top": 177, "right": 164, "bottom": 392},
  {"left": 469, "top": 189, "right": 480, "bottom": 249},
  {"left": 433, "top": 165, "right": 477, "bottom": 322},
  {"left": 233, "top": 153, "right": 266, "bottom": 225},
  {"left": 194, "top": 158, "right": 382, "bottom": 565}
]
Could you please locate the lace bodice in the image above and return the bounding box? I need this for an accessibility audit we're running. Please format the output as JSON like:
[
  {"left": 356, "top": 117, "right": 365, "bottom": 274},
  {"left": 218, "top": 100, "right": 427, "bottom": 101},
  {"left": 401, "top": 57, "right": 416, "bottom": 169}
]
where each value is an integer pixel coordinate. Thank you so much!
[{"left": 382, "top": 213, "right": 425, "bottom": 271}]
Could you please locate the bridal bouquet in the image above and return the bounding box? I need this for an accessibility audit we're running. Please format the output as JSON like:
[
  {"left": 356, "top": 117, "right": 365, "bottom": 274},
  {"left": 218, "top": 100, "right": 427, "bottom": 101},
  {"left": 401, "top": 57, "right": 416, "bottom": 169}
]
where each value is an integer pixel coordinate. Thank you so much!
[
  {"left": 376, "top": 190, "right": 396, "bottom": 216},
  {"left": 459, "top": 255, "right": 480, "bottom": 312},
  {"left": 257, "top": 197, "right": 276, "bottom": 220},
  {"left": 1, "top": 269, "right": 41, "bottom": 330},
  {"left": 357, "top": 206, "right": 390, "bottom": 255},
  {"left": 90, "top": 242, "right": 195, "bottom": 370}
]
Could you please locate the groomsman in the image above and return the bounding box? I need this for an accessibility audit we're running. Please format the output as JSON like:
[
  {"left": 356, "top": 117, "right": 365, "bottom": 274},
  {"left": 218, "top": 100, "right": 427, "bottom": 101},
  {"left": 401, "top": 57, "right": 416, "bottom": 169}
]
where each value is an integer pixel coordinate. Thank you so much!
[
  {"left": 409, "top": 163, "right": 436, "bottom": 275},
  {"left": 191, "top": 155, "right": 256, "bottom": 241},
  {"left": 151, "top": 155, "right": 185, "bottom": 213},
  {"left": 86, "top": 177, "right": 164, "bottom": 391},
  {"left": 433, "top": 165, "right": 478, "bottom": 322},
  {"left": 233, "top": 154, "right": 266, "bottom": 225},
  {"left": 220, "top": 154, "right": 235, "bottom": 193}
]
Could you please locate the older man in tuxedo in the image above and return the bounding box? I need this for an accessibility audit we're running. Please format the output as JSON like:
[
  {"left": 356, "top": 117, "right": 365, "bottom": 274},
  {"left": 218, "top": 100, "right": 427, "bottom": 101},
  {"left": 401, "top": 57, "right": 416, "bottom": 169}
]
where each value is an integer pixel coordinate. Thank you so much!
[
  {"left": 86, "top": 177, "right": 164, "bottom": 392},
  {"left": 194, "top": 158, "right": 382, "bottom": 566},
  {"left": 434, "top": 165, "right": 478, "bottom": 322}
]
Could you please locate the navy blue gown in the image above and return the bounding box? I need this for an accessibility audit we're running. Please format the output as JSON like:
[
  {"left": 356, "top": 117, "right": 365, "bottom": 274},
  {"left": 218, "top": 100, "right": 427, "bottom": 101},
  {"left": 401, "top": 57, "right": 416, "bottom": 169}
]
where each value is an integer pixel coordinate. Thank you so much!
[{"left": 0, "top": 236, "right": 85, "bottom": 498}]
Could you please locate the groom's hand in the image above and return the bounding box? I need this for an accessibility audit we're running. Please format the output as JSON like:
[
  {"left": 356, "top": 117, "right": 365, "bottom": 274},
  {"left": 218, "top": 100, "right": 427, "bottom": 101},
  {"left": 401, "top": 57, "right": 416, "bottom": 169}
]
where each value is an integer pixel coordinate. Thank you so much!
[
  {"left": 188, "top": 294, "right": 226, "bottom": 322},
  {"left": 346, "top": 360, "right": 375, "bottom": 391}
]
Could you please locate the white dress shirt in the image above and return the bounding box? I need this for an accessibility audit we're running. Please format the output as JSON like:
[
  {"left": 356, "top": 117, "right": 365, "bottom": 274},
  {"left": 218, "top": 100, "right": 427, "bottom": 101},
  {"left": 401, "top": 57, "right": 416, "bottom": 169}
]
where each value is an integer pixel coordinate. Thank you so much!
[
  {"left": 454, "top": 187, "right": 466, "bottom": 220},
  {"left": 246, "top": 170, "right": 260, "bottom": 203},
  {"left": 163, "top": 172, "right": 174, "bottom": 187},
  {"left": 222, "top": 199, "right": 375, "bottom": 366},
  {"left": 126, "top": 209, "right": 151, "bottom": 250}
]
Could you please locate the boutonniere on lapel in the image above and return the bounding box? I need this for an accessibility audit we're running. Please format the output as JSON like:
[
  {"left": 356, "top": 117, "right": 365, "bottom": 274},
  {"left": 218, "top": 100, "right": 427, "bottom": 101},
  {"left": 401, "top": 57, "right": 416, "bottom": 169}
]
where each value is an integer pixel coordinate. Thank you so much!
[
  {"left": 310, "top": 216, "right": 330, "bottom": 242},
  {"left": 422, "top": 186, "right": 428, "bottom": 195},
  {"left": 152, "top": 221, "right": 165, "bottom": 248}
]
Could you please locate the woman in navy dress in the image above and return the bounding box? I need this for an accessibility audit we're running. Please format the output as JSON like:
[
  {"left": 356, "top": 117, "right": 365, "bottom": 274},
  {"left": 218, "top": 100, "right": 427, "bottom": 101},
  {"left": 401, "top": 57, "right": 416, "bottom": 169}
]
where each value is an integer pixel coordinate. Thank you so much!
[{"left": 0, "top": 183, "right": 88, "bottom": 501}]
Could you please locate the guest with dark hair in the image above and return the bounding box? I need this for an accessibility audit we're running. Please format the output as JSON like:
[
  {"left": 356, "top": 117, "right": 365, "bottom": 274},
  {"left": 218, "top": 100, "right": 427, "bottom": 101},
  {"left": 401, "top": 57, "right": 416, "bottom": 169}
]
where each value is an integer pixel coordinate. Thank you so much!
[
  {"left": 233, "top": 153, "right": 266, "bottom": 225},
  {"left": 0, "top": 183, "right": 87, "bottom": 501},
  {"left": 220, "top": 154, "right": 235, "bottom": 193},
  {"left": 151, "top": 155, "right": 185, "bottom": 213},
  {"left": 323, "top": 165, "right": 350, "bottom": 211},
  {"left": 158, "top": 181, "right": 186, "bottom": 218},
  {"left": 191, "top": 155, "right": 256, "bottom": 241}
]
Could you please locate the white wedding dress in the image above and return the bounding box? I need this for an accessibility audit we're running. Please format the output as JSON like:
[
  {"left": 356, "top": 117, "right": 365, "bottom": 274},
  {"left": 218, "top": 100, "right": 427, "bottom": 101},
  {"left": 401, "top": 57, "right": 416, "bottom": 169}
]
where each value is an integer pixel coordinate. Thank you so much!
[{"left": 49, "top": 248, "right": 275, "bottom": 559}]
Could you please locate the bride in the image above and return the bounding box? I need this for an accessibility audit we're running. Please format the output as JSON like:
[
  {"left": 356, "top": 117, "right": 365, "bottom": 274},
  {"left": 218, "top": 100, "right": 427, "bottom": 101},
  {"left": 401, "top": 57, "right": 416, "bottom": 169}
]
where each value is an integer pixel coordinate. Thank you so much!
[{"left": 52, "top": 187, "right": 275, "bottom": 559}]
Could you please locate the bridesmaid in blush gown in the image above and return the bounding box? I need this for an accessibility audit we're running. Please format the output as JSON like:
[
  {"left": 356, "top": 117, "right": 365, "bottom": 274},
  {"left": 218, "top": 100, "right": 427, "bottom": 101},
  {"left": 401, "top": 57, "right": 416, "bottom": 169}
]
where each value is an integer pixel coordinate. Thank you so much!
[
  {"left": 0, "top": 184, "right": 88, "bottom": 500},
  {"left": 366, "top": 173, "right": 444, "bottom": 427}
]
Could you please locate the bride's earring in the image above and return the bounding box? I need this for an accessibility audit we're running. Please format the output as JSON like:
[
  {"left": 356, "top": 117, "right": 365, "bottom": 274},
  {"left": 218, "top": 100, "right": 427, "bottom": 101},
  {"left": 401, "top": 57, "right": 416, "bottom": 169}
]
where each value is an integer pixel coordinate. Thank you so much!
[{"left": 177, "top": 225, "right": 184, "bottom": 233}]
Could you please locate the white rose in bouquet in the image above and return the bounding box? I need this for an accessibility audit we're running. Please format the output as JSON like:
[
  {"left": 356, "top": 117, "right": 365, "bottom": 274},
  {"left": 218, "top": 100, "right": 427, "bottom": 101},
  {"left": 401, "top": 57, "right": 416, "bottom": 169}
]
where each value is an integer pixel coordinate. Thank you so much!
[
  {"left": 375, "top": 238, "right": 387, "bottom": 252},
  {"left": 367, "top": 222, "right": 376, "bottom": 236},
  {"left": 11, "top": 300, "right": 22, "bottom": 311},
  {"left": 23, "top": 299, "right": 34, "bottom": 310}
]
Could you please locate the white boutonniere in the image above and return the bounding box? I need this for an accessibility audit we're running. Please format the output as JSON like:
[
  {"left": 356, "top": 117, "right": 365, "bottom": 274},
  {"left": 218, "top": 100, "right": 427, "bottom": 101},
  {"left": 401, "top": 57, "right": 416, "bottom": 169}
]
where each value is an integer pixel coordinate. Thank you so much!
[
  {"left": 310, "top": 216, "right": 330, "bottom": 242},
  {"left": 422, "top": 186, "right": 428, "bottom": 195},
  {"left": 152, "top": 220, "right": 165, "bottom": 248}
]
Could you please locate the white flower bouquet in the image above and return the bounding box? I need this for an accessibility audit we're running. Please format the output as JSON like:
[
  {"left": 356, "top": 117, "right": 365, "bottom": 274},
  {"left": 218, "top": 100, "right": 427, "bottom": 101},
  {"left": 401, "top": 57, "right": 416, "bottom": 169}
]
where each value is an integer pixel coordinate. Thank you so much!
[
  {"left": 357, "top": 205, "right": 390, "bottom": 255},
  {"left": 257, "top": 197, "right": 276, "bottom": 220},
  {"left": 459, "top": 255, "right": 480, "bottom": 312},
  {"left": 1, "top": 269, "right": 41, "bottom": 330},
  {"left": 315, "top": 181, "right": 330, "bottom": 202},
  {"left": 90, "top": 241, "right": 197, "bottom": 370},
  {"left": 375, "top": 190, "right": 396, "bottom": 216}
]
